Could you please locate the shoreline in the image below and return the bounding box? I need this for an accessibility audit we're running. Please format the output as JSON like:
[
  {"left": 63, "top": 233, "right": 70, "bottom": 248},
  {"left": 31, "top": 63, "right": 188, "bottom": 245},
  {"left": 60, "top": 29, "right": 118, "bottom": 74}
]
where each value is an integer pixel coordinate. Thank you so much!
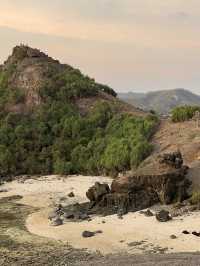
[{"left": 0, "top": 175, "right": 200, "bottom": 255}]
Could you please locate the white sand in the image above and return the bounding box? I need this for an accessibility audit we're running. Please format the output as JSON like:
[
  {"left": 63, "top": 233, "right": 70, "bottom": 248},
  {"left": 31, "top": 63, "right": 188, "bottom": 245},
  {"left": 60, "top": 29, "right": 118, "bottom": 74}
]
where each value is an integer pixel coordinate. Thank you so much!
[{"left": 1, "top": 175, "right": 200, "bottom": 254}]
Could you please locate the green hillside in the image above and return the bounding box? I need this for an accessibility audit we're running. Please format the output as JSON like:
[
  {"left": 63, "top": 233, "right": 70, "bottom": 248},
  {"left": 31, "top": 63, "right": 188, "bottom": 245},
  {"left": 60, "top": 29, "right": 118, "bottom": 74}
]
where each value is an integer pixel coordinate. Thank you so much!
[{"left": 0, "top": 45, "right": 157, "bottom": 177}]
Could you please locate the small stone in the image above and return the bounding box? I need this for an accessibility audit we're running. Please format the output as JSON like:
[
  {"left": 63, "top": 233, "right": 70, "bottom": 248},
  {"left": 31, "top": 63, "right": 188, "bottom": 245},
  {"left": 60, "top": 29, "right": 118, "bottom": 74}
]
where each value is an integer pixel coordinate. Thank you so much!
[
  {"left": 102, "top": 220, "right": 106, "bottom": 224},
  {"left": 192, "top": 231, "right": 200, "bottom": 237},
  {"left": 182, "top": 230, "right": 190, "bottom": 235},
  {"left": 68, "top": 192, "right": 75, "bottom": 198},
  {"left": 170, "top": 235, "right": 177, "bottom": 239},
  {"left": 95, "top": 230, "right": 103, "bottom": 234},
  {"left": 82, "top": 231, "right": 95, "bottom": 238},
  {"left": 142, "top": 209, "right": 154, "bottom": 217},
  {"left": 51, "top": 217, "right": 63, "bottom": 226}
]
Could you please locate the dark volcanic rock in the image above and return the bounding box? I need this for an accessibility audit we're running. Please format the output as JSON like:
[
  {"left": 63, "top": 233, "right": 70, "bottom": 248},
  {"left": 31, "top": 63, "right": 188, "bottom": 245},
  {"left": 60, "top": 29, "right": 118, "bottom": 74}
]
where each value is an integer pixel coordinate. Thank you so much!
[
  {"left": 159, "top": 151, "right": 183, "bottom": 169},
  {"left": 82, "top": 231, "right": 95, "bottom": 238},
  {"left": 86, "top": 182, "right": 110, "bottom": 203},
  {"left": 192, "top": 231, "right": 200, "bottom": 237},
  {"left": 182, "top": 230, "right": 190, "bottom": 235},
  {"left": 68, "top": 192, "right": 75, "bottom": 198},
  {"left": 59, "top": 151, "right": 191, "bottom": 218},
  {"left": 61, "top": 203, "right": 90, "bottom": 222},
  {"left": 156, "top": 210, "right": 172, "bottom": 222}
]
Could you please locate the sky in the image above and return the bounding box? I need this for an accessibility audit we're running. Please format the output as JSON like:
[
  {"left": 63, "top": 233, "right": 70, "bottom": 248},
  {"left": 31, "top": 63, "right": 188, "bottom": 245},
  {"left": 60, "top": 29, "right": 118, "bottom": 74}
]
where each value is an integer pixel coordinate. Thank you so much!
[{"left": 0, "top": 1, "right": 200, "bottom": 94}]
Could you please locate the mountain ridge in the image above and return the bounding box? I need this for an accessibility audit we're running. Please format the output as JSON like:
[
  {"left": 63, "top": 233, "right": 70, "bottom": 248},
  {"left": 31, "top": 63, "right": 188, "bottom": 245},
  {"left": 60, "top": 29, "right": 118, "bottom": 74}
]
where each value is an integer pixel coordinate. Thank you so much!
[{"left": 119, "top": 88, "right": 200, "bottom": 114}]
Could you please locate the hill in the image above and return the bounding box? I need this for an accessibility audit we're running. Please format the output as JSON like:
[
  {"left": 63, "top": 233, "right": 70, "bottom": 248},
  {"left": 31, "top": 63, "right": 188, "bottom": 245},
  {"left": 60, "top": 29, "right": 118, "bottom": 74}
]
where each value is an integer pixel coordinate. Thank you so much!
[
  {"left": 118, "top": 89, "right": 200, "bottom": 114},
  {"left": 0, "top": 45, "right": 157, "bottom": 177}
]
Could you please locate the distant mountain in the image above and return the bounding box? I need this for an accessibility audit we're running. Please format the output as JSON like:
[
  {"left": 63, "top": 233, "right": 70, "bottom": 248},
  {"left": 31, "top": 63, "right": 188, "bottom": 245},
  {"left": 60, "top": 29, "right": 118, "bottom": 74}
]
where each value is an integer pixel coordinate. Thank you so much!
[{"left": 118, "top": 89, "right": 200, "bottom": 114}]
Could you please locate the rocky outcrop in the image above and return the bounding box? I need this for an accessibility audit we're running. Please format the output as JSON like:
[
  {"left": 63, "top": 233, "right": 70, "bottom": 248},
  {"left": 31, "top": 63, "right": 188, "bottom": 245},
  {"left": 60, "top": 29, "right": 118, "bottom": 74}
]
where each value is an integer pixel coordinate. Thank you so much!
[
  {"left": 84, "top": 151, "right": 191, "bottom": 216},
  {"left": 159, "top": 151, "right": 183, "bottom": 169},
  {"left": 47, "top": 151, "right": 191, "bottom": 222}
]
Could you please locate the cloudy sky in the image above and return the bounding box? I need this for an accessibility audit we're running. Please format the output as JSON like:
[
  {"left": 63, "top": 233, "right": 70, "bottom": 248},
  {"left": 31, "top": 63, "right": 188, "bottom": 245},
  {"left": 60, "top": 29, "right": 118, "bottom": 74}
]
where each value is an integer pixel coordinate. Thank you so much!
[{"left": 0, "top": 1, "right": 200, "bottom": 94}]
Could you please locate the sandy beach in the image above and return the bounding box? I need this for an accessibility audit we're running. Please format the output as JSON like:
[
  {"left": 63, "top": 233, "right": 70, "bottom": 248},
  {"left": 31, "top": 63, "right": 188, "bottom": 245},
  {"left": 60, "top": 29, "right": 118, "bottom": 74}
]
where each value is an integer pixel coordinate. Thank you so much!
[{"left": 0, "top": 175, "right": 200, "bottom": 255}]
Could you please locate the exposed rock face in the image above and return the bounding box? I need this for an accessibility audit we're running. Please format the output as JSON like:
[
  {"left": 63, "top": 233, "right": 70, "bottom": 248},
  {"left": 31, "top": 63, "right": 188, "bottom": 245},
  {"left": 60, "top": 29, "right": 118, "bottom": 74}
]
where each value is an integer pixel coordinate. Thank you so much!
[
  {"left": 1, "top": 45, "right": 146, "bottom": 117},
  {"left": 159, "top": 151, "right": 183, "bottom": 169},
  {"left": 3, "top": 45, "right": 66, "bottom": 111},
  {"left": 52, "top": 152, "right": 191, "bottom": 220},
  {"left": 84, "top": 151, "right": 191, "bottom": 216}
]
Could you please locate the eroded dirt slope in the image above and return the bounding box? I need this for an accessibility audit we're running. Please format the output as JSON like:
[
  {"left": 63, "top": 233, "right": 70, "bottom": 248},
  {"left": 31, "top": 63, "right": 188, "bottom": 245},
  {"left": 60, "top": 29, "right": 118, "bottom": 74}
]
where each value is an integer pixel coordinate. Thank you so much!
[{"left": 151, "top": 119, "right": 200, "bottom": 190}]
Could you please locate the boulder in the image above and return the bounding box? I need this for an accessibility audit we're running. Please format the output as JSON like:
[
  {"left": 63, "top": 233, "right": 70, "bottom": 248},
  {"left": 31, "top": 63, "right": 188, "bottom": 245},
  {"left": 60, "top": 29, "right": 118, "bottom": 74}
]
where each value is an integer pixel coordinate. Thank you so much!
[
  {"left": 61, "top": 202, "right": 90, "bottom": 221},
  {"left": 86, "top": 182, "right": 110, "bottom": 203},
  {"left": 48, "top": 210, "right": 58, "bottom": 220},
  {"left": 156, "top": 210, "right": 172, "bottom": 222},
  {"left": 50, "top": 217, "right": 63, "bottom": 226}
]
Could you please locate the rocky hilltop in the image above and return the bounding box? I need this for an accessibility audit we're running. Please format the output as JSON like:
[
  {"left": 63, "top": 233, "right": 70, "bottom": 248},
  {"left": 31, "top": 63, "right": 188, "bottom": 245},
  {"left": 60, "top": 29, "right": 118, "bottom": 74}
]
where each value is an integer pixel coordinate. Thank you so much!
[{"left": 1, "top": 45, "right": 143, "bottom": 115}]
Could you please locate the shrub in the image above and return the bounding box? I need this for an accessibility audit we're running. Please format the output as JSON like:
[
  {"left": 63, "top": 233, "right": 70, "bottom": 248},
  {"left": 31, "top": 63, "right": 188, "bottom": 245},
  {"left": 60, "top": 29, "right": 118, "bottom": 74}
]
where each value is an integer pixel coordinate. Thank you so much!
[
  {"left": 0, "top": 62, "right": 158, "bottom": 177},
  {"left": 171, "top": 106, "right": 200, "bottom": 122},
  {"left": 189, "top": 191, "right": 200, "bottom": 205}
]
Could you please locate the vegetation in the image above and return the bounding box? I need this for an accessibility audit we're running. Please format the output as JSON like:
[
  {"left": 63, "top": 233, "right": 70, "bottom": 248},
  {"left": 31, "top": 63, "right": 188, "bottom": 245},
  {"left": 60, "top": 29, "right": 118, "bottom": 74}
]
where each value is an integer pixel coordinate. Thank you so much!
[
  {"left": 0, "top": 58, "right": 158, "bottom": 177},
  {"left": 189, "top": 190, "right": 200, "bottom": 205},
  {"left": 171, "top": 105, "right": 200, "bottom": 122}
]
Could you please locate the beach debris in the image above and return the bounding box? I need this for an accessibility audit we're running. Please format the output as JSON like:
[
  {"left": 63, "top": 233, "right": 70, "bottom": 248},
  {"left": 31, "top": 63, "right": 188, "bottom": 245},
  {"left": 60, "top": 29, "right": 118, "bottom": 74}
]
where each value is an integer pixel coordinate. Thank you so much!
[{"left": 156, "top": 210, "right": 172, "bottom": 222}]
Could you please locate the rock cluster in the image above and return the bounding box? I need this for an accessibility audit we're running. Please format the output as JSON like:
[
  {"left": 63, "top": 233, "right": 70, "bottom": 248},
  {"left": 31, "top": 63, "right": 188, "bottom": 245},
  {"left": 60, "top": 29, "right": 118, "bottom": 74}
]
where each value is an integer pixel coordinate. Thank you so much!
[
  {"left": 48, "top": 151, "right": 191, "bottom": 223},
  {"left": 159, "top": 151, "right": 183, "bottom": 169},
  {"left": 83, "top": 151, "right": 191, "bottom": 216}
]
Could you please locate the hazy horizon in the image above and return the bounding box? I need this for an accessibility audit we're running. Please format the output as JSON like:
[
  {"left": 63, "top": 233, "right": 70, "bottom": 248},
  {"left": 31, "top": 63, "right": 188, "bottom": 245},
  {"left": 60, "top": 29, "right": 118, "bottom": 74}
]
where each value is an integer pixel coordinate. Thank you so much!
[{"left": 1, "top": 1, "right": 200, "bottom": 95}]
